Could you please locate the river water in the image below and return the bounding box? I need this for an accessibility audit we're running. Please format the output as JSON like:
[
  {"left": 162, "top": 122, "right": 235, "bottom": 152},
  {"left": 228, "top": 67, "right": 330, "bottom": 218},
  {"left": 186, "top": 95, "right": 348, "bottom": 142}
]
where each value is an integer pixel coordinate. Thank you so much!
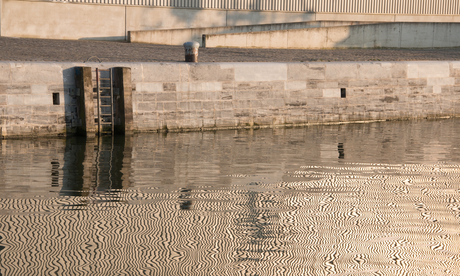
[{"left": 1, "top": 119, "right": 460, "bottom": 275}]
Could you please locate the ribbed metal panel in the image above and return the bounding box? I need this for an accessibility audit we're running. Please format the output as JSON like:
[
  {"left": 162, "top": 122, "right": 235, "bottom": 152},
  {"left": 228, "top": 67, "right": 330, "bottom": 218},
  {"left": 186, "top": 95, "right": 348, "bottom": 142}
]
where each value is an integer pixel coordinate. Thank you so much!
[{"left": 55, "top": 0, "right": 460, "bottom": 15}]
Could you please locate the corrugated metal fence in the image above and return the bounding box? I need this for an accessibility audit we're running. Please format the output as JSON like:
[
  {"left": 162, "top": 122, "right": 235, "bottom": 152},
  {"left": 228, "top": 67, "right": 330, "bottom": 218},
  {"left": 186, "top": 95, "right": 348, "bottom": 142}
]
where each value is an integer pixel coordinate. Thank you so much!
[{"left": 60, "top": 0, "right": 460, "bottom": 14}]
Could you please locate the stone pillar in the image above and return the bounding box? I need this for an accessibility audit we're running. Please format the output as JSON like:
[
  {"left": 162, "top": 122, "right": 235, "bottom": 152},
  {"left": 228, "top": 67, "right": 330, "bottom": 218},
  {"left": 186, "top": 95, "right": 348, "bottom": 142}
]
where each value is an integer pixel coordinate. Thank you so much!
[
  {"left": 75, "top": 67, "right": 96, "bottom": 137},
  {"left": 113, "top": 67, "right": 134, "bottom": 135}
]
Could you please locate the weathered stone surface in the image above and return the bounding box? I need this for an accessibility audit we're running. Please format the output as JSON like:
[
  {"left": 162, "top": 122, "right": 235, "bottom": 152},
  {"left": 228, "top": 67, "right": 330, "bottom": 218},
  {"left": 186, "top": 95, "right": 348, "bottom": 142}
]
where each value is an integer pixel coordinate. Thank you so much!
[
  {"left": 2, "top": 60, "right": 460, "bottom": 136},
  {"left": 287, "top": 63, "right": 326, "bottom": 80},
  {"left": 142, "top": 63, "right": 181, "bottom": 82},
  {"left": 190, "top": 64, "right": 234, "bottom": 82},
  {"left": 234, "top": 63, "right": 287, "bottom": 82}
]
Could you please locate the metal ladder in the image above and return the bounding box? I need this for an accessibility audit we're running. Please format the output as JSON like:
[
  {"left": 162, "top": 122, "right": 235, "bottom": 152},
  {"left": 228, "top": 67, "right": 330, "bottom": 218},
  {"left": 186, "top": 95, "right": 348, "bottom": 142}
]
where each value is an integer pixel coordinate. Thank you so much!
[{"left": 92, "top": 68, "right": 114, "bottom": 135}]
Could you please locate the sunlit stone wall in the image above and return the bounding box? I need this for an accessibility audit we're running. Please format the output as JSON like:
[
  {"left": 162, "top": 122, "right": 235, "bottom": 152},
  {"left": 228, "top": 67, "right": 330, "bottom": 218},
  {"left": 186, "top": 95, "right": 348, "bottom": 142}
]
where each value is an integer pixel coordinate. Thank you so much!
[
  {"left": 1, "top": 61, "right": 460, "bottom": 137},
  {"left": 132, "top": 61, "right": 460, "bottom": 132}
]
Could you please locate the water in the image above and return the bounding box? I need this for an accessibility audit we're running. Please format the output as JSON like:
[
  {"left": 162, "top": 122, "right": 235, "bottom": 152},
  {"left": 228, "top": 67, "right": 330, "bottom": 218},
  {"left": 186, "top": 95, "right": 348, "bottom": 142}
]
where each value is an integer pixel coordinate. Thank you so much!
[{"left": 1, "top": 119, "right": 460, "bottom": 275}]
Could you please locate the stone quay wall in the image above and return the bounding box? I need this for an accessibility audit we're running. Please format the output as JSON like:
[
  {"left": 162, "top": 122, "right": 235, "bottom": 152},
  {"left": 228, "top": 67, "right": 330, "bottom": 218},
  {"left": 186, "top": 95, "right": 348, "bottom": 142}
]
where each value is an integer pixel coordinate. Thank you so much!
[{"left": 1, "top": 61, "right": 460, "bottom": 138}]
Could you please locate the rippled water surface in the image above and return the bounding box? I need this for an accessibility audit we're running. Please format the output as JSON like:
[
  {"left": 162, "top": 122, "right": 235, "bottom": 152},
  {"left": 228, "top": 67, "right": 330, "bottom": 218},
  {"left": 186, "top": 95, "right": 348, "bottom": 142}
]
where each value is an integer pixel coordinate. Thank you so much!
[{"left": 1, "top": 119, "right": 460, "bottom": 275}]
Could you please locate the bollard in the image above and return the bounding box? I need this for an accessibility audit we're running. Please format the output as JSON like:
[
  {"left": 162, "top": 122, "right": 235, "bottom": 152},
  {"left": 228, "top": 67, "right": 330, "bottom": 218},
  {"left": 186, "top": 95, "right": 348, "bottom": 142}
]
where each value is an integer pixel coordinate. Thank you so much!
[{"left": 183, "top": 41, "right": 200, "bottom": 62}]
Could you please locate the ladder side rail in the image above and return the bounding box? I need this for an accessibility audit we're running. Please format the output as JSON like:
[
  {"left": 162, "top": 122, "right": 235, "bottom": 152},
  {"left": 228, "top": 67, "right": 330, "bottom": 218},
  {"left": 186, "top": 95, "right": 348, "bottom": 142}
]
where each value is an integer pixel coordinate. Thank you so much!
[
  {"left": 96, "top": 68, "right": 101, "bottom": 135},
  {"left": 110, "top": 68, "right": 115, "bottom": 135}
]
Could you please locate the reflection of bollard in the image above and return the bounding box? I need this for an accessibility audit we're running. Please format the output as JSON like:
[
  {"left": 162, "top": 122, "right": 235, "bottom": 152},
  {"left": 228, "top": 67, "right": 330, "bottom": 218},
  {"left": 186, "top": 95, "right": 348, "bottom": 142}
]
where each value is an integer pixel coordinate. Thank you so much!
[{"left": 183, "top": 41, "right": 200, "bottom": 62}]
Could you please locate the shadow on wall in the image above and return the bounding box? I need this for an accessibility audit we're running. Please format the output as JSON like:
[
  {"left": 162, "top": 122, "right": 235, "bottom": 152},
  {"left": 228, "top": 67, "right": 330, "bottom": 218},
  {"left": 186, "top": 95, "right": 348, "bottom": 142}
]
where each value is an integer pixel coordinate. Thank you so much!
[{"left": 167, "top": 0, "right": 315, "bottom": 29}]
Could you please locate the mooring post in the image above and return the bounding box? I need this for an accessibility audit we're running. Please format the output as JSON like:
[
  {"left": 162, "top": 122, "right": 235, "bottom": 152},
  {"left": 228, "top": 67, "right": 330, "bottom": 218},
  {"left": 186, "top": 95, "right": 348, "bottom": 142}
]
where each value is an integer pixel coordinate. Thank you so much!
[{"left": 183, "top": 41, "right": 200, "bottom": 62}]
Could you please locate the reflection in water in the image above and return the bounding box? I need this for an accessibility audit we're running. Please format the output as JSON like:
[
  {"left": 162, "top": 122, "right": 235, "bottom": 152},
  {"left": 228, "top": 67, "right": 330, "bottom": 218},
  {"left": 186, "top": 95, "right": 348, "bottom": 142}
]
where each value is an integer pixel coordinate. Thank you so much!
[
  {"left": 1, "top": 119, "right": 460, "bottom": 275},
  {"left": 60, "top": 136, "right": 131, "bottom": 198}
]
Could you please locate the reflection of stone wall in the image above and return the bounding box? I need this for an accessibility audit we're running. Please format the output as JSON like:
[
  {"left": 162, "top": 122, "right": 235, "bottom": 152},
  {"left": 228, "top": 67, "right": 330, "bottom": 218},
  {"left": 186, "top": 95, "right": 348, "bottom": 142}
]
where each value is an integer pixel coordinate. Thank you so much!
[
  {"left": 2, "top": 61, "right": 460, "bottom": 137},
  {"left": 1, "top": 120, "right": 460, "bottom": 275}
]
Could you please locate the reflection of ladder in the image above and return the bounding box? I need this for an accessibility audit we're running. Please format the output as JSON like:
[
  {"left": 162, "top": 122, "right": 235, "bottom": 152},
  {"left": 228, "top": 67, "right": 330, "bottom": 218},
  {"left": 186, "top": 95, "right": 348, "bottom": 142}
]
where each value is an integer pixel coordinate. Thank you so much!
[
  {"left": 91, "top": 136, "right": 114, "bottom": 194},
  {"left": 92, "top": 68, "right": 114, "bottom": 135}
]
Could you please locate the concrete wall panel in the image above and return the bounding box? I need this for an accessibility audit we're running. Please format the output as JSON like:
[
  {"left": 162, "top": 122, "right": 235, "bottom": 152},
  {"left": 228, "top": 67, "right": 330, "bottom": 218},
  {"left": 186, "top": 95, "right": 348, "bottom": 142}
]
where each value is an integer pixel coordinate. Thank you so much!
[
  {"left": 2, "top": 0, "right": 125, "bottom": 40},
  {"left": 205, "top": 22, "right": 460, "bottom": 49}
]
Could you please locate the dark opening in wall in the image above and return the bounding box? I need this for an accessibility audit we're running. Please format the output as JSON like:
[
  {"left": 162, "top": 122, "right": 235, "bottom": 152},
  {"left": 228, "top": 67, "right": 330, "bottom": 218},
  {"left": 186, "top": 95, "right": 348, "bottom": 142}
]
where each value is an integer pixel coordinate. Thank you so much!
[
  {"left": 53, "top": 93, "right": 60, "bottom": 105},
  {"left": 341, "top": 88, "right": 346, "bottom": 98}
]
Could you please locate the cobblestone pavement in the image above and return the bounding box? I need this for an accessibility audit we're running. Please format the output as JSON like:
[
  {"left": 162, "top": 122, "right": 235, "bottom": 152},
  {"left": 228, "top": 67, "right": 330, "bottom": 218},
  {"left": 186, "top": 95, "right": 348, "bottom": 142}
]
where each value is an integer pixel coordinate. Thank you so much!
[{"left": 1, "top": 37, "right": 460, "bottom": 63}]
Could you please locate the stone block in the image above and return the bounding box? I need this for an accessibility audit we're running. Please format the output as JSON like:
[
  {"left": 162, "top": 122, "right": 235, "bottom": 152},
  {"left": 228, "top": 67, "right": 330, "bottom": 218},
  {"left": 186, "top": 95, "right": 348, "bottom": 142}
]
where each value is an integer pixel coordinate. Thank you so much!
[
  {"left": 215, "top": 118, "right": 237, "bottom": 128},
  {"left": 222, "top": 82, "right": 235, "bottom": 91},
  {"left": 234, "top": 100, "right": 251, "bottom": 109},
  {"left": 27, "top": 114, "right": 57, "bottom": 124},
  {"left": 249, "top": 100, "right": 264, "bottom": 108},
  {"left": 189, "top": 82, "right": 203, "bottom": 92},
  {"left": 142, "top": 63, "right": 180, "bottom": 82},
  {"left": 163, "top": 83, "right": 176, "bottom": 92},
  {"left": 391, "top": 63, "right": 408, "bottom": 78},
  {"left": 202, "top": 101, "right": 214, "bottom": 110},
  {"left": 287, "top": 63, "right": 325, "bottom": 80},
  {"left": 7, "top": 95, "right": 24, "bottom": 105},
  {"left": 4, "top": 85, "right": 31, "bottom": 94},
  {"left": 189, "top": 101, "right": 202, "bottom": 111},
  {"left": 177, "top": 83, "right": 190, "bottom": 92},
  {"left": 30, "top": 84, "right": 50, "bottom": 97},
  {"left": 323, "top": 88, "right": 340, "bottom": 98},
  {"left": 427, "top": 78, "right": 455, "bottom": 86},
  {"left": 202, "top": 119, "right": 216, "bottom": 128},
  {"left": 202, "top": 82, "right": 223, "bottom": 92},
  {"left": 325, "top": 63, "right": 359, "bottom": 80},
  {"left": 218, "top": 91, "right": 233, "bottom": 100},
  {"left": 256, "top": 90, "right": 272, "bottom": 99},
  {"left": 137, "top": 102, "right": 155, "bottom": 112},
  {"left": 272, "top": 90, "right": 286, "bottom": 99},
  {"left": 407, "top": 62, "right": 450, "bottom": 78},
  {"left": 157, "top": 92, "right": 177, "bottom": 102},
  {"left": 317, "top": 81, "right": 339, "bottom": 89},
  {"left": 49, "top": 105, "right": 64, "bottom": 114},
  {"left": 190, "top": 64, "right": 234, "bottom": 82},
  {"left": 32, "top": 105, "right": 50, "bottom": 114},
  {"left": 10, "top": 63, "right": 63, "bottom": 85},
  {"left": 142, "top": 93, "right": 156, "bottom": 102},
  {"left": 234, "top": 63, "right": 287, "bottom": 82},
  {"left": 137, "top": 83, "right": 163, "bottom": 93},
  {"left": 234, "top": 91, "right": 257, "bottom": 100},
  {"left": 24, "top": 94, "right": 52, "bottom": 105},
  {"left": 305, "top": 89, "right": 323, "bottom": 98},
  {"left": 358, "top": 62, "right": 394, "bottom": 80},
  {"left": 0, "top": 63, "right": 11, "bottom": 84},
  {"left": 285, "top": 81, "right": 307, "bottom": 91},
  {"left": 0, "top": 95, "right": 6, "bottom": 105}
]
